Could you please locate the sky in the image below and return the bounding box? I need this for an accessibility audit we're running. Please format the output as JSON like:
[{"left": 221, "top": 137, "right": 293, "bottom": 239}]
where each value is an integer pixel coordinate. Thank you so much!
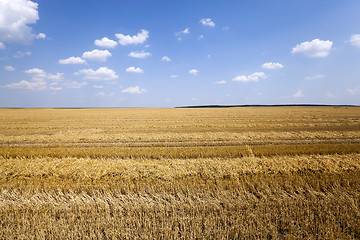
[{"left": 0, "top": 0, "right": 360, "bottom": 107}]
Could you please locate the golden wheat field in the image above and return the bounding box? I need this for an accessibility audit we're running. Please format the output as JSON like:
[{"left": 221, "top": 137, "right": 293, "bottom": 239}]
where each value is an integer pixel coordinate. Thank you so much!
[{"left": 0, "top": 107, "right": 359, "bottom": 239}]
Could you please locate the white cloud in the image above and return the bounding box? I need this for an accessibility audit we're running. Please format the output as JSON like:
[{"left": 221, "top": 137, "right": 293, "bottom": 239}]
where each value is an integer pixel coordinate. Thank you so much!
[
  {"left": 170, "top": 75, "right": 179, "bottom": 78},
  {"left": 49, "top": 86, "right": 62, "bottom": 91},
  {"left": 189, "top": 69, "right": 199, "bottom": 75},
  {"left": 6, "top": 80, "right": 46, "bottom": 91},
  {"left": 82, "top": 49, "right": 111, "bottom": 62},
  {"left": 347, "top": 87, "right": 359, "bottom": 95},
  {"left": 198, "top": 35, "right": 204, "bottom": 40},
  {"left": 326, "top": 92, "right": 334, "bottom": 98},
  {"left": 0, "top": 42, "right": 5, "bottom": 49},
  {"left": 175, "top": 28, "right": 190, "bottom": 36},
  {"left": 36, "top": 33, "right": 46, "bottom": 39},
  {"left": 25, "top": 68, "right": 63, "bottom": 82},
  {"left": 63, "top": 81, "right": 87, "bottom": 89},
  {"left": 6, "top": 68, "right": 63, "bottom": 91},
  {"left": 214, "top": 80, "right": 226, "bottom": 84},
  {"left": 200, "top": 18, "right": 215, "bottom": 27},
  {"left": 59, "top": 56, "right": 86, "bottom": 64},
  {"left": 115, "top": 29, "right": 149, "bottom": 46},
  {"left": 126, "top": 67, "right": 144, "bottom": 73},
  {"left": 350, "top": 34, "right": 360, "bottom": 48},
  {"left": 232, "top": 72, "right": 267, "bottom": 82},
  {"left": 261, "top": 62, "right": 284, "bottom": 70},
  {"left": 94, "top": 37, "right": 118, "bottom": 48},
  {"left": 13, "top": 51, "right": 31, "bottom": 58},
  {"left": 0, "top": 0, "right": 39, "bottom": 44},
  {"left": 122, "top": 86, "right": 147, "bottom": 94},
  {"left": 162, "top": 56, "right": 171, "bottom": 62},
  {"left": 292, "top": 39, "right": 333, "bottom": 58},
  {"left": 222, "top": 26, "right": 230, "bottom": 31},
  {"left": 95, "top": 91, "right": 114, "bottom": 97},
  {"left": 93, "top": 85, "right": 104, "bottom": 89},
  {"left": 4, "top": 66, "right": 15, "bottom": 71},
  {"left": 128, "top": 51, "right": 151, "bottom": 58},
  {"left": 25, "top": 68, "right": 45, "bottom": 75},
  {"left": 75, "top": 67, "right": 118, "bottom": 81},
  {"left": 46, "top": 73, "right": 63, "bottom": 81},
  {"left": 233, "top": 76, "right": 248, "bottom": 82},
  {"left": 95, "top": 91, "right": 105, "bottom": 97},
  {"left": 305, "top": 74, "right": 326, "bottom": 80},
  {"left": 293, "top": 90, "right": 304, "bottom": 98}
]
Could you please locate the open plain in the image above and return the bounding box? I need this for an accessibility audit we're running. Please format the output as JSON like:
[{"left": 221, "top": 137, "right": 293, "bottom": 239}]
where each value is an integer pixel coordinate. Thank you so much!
[{"left": 0, "top": 107, "right": 359, "bottom": 239}]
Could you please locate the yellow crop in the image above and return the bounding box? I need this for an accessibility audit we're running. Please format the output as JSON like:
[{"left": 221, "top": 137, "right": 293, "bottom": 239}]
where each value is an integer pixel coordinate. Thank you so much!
[{"left": 0, "top": 107, "right": 359, "bottom": 239}]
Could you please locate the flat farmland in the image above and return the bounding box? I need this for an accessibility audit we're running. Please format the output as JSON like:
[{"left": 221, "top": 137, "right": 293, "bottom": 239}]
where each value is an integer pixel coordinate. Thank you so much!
[{"left": 0, "top": 107, "right": 359, "bottom": 239}]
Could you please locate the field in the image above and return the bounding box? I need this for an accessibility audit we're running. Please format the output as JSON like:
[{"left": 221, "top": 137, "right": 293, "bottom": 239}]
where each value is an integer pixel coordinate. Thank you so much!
[{"left": 0, "top": 107, "right": 360, "bottom": 239}]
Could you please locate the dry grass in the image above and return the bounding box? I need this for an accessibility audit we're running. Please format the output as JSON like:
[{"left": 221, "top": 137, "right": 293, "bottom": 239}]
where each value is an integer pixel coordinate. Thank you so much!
[{"left": 0, "top": 107, "right": 359, "bottom": 239}]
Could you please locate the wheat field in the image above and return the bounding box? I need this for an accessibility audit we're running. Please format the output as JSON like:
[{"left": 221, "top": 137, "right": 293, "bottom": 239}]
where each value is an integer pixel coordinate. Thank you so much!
[{"left": 0, "top": 107, "right": 359, "bottom": 239}]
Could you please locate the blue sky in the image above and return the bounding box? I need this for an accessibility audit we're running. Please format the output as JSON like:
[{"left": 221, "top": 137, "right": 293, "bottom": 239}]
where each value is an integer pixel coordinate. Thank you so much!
[{"left": 1, "top": 0, "right": 360, "bottom": 107}]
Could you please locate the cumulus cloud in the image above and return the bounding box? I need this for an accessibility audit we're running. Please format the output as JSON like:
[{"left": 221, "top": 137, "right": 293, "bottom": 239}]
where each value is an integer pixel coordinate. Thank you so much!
[
  {"left": 95, "top": 91, "right": 105, "bottom": 97},
  {"left": 214, "top": 80, "right": 226, "bottom": 84},
  {"left": 232, "top": 72, "right": 267, "bottom": 82},
  {"left": 63, "top": 81, "right": 87, "bottom": 89},
  {"left": 126, "top": 67, "right": 144, "bottom": 73},
  {"left": 162, "top": 56, "right": 171, "bottom": 62},
  {"left": 128, "top": 51, "right": 151, "bottom": 58},
  {"left": 122, "top": 86, "right": 147, "bottom": 94},
  {"left": 0, "top": 0, "right": 39, "bottom": 44},
  {"left": 94, "top": 91, "right": 114, "bottom": 97},
  {"left": 25, "top": 68, "right": 63, "bottom": 81},
  {"left": 93, "top": 85, "right": 103, "bottom": 89},
  {"left": 0, "top": 42, "right": 5, "bottom": 49},
  {"left": 47, "top": 73, "right": 63, "bottom": 81},
  {"left": 261, "top": 62, "right": 284, "bottom": 70},
  {"left": 116, "top": 29, "right": 149, "bottom": 46},
  {"left": 200, "top": 18, "right": 215, "bottom": 27},
  {"left": 82, "top": 49, "right": 111, "bottom": 62},
  {"left": 59, "top": 56, "right": 86, "bottom": 64},
  {"left": 6, "top": 80, "right": 46, "bottom": 91},
  {"left": 13, "top": 51, "right": 31, "bottom": 58},
  {"left": 292, "top": 39, "right": 333, "bottom": 58},
  {"left": 189, "top": 69, "right": 199, "bottom": 75},
  {"left": 170, "top": 75, "right": 179, "bottom": 78},
  {"left": 347, "top": 87, "right": 359, "bottom": 95},
  {"left": 326, "top": 92, "right": 334, "bottom": 98},
  {"left": 25, "top": 68, "right": 45, "bottom": 75},
  {"left": 350, "top": 34, "right": 360, "bottom": 48},
  {"left": 95, "top": 91, "right": 114, "bottom": 97},
  {"left": 175, "top": 28, "right": 190, "bottom": 36},
  {"left": 293, "top": 89, "right": 304, "bottom": 98},
  {"left": 49, "top": 86, "right": 62, "bottom": 91},
  {"left": 4, "top": 66, "right": 15, "bottom": 71},
  {"left": 305, "top": 74, "right": 326, "bottom": 80},
  {"left": 36, "top": 33, "right": 46, "bottom": 39},
  {"left": 75, "top": 67, "right": 118, "bottom": 81},
  {"left": 94, "top": 37, "right": 118, "bottom": 48},
  {"left": 6, "top": 68, "right": 64, "bottom": 91}
]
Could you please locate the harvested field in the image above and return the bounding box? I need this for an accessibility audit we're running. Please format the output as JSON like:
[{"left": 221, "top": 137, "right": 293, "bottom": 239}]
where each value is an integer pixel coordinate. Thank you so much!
[{"left": 0, "top": 107, "right": 359, "bottom": 239}]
